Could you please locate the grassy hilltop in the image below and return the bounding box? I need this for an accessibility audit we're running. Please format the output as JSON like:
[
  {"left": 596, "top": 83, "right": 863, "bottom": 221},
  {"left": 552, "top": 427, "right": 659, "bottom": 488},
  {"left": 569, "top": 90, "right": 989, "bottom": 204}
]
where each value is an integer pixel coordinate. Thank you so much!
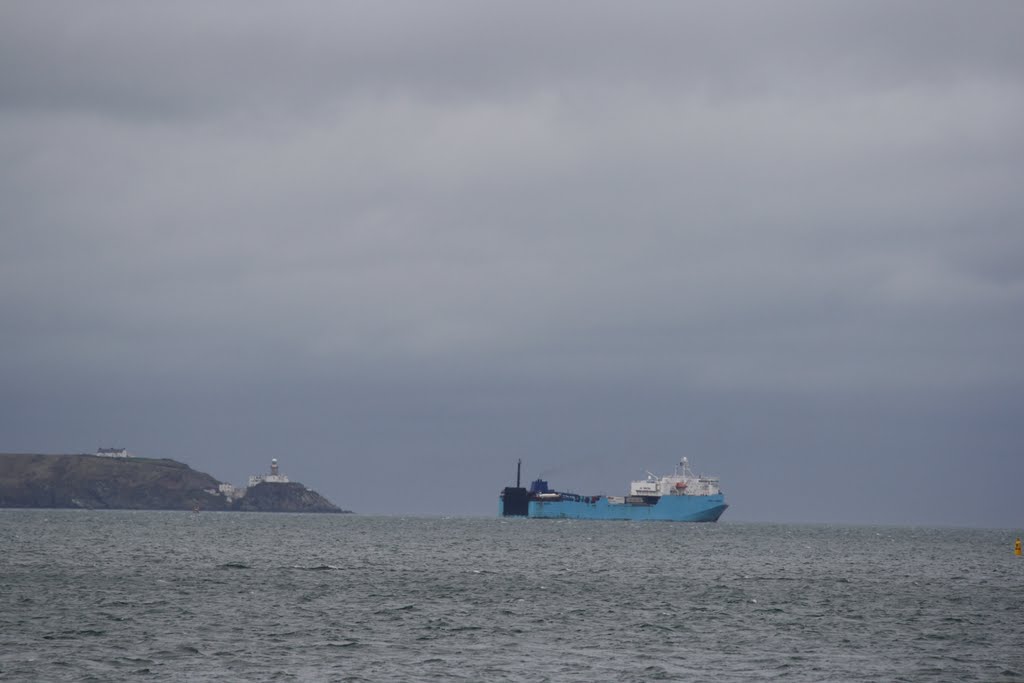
[{"left": 0, "top": 453, "right": 346, "bottom": 512}]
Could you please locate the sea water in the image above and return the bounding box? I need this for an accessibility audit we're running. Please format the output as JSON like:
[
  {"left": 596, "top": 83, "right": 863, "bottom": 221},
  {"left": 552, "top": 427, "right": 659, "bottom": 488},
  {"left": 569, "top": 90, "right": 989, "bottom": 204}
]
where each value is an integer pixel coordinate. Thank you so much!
[{"left": 1, "top": 510, "right": 1021, "bottom": 681}]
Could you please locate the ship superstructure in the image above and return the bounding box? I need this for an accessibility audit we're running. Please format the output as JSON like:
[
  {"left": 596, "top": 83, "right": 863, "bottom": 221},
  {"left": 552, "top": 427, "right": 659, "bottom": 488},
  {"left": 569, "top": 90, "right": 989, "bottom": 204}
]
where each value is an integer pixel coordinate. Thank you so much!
[
  {"left": 500, "top": 457, "right": 728, "bottom": 522},
  {"left": 626, "top": 457, "right": 721, "bottom": 497}
]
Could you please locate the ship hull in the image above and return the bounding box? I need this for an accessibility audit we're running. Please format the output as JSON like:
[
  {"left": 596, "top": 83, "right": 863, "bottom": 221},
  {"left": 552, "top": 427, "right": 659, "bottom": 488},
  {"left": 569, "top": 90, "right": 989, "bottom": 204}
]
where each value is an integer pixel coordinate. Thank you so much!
[{"left": 501, "top": 493, "right": 728, "bottom": 522}]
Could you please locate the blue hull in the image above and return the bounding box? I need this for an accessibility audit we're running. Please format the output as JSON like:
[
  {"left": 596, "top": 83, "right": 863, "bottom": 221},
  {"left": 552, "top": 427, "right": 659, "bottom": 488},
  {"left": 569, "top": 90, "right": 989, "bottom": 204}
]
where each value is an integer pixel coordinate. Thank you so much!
[{"left": 501, "top": 494, "right": 728, "bottom": 522}]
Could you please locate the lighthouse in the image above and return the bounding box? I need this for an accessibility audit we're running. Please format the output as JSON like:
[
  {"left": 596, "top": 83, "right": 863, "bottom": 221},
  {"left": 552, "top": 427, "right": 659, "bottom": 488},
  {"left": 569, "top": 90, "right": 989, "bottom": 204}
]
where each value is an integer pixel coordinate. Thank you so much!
[{"left": 247, "top": 458, "right": 290, "bottom": 488}]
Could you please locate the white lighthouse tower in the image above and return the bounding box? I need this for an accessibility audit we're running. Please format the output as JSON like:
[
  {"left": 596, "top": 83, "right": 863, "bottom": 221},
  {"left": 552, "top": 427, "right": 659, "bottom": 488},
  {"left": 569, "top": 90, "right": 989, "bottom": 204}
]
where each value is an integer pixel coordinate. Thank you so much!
[{"left": 248, "top": 458, "right": 290, "bottom": 488}]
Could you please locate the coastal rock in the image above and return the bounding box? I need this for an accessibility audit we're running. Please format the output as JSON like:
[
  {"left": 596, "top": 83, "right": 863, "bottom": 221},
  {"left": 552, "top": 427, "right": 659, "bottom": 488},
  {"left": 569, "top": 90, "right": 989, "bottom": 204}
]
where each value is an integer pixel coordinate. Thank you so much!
[
  {"left": 0, "top": 453, "right": 349, "bottom": 513},
  {"left": 0, "top": 453, "right": 227, "bottom": 510},
  {"left": 231, "top": 481, "right": 346, "bottom": 513}
]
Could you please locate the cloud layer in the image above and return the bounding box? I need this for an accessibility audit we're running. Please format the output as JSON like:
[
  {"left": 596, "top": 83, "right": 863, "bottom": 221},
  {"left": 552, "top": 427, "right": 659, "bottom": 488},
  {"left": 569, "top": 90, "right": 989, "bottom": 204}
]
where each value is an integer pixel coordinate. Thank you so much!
[{"left": 2, "top": 2, "right": 1022, "bottom": 524}]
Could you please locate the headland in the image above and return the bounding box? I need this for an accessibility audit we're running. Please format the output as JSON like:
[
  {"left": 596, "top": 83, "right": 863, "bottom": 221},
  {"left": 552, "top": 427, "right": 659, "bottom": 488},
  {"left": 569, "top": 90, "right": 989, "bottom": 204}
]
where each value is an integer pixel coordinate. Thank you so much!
[{"left": 0, "top": 452, "right": 349, "bottom": 513}]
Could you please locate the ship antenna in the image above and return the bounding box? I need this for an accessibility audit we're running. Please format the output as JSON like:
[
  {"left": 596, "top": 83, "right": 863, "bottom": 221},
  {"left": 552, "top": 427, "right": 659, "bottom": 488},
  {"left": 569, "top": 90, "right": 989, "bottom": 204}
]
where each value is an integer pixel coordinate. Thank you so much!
[{"left": 516, "top": 458, "right": 521, "bottom": 488}]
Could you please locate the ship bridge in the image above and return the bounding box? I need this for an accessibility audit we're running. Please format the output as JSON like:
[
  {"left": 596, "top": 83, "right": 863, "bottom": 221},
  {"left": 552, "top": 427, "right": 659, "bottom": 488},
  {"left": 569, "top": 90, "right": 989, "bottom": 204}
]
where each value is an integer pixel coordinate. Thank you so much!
[{"left": 629, "top": 457, "right": 721, "bottom": 497}]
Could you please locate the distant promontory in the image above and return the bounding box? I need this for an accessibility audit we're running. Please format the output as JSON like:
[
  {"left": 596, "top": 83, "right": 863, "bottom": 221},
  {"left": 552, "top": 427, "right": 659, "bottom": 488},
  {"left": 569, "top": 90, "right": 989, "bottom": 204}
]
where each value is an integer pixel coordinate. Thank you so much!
[{"left": 0, "top": 453, "right": 350, "bottom": 513}]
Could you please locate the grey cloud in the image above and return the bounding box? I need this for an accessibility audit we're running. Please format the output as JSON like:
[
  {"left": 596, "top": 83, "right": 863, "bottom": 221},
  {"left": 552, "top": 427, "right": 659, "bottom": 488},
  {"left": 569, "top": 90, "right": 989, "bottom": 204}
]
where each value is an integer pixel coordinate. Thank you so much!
[
  {"left": 2, "top": 2, "right": 1022, "bottom": 117},
  {"left": 1, "top": 1, "right": 1022, "bottom": 525}
]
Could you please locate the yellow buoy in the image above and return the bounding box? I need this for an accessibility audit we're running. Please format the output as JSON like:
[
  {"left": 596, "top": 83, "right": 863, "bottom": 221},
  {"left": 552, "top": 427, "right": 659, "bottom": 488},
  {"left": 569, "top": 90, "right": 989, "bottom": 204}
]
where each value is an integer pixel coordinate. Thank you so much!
[{"left": 1016, "top": 537, "right": 1022, "bottom": 556}]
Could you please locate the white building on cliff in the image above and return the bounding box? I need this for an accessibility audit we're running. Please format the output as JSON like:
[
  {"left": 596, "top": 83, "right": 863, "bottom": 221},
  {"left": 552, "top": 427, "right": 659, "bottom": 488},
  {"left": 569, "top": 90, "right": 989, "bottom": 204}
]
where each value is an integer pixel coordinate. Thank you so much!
[
  {"left": 248, "top": 458, "right": 289, "bottom": 488},
  {"left": 96, "top": 447, "right": 130, "bottom": 458}
]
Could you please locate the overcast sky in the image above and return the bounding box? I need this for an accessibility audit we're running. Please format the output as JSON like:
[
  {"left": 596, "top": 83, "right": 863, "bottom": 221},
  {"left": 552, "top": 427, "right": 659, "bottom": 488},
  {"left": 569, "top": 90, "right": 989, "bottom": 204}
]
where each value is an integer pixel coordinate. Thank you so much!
[{"left": 2, "top": 1, "right": 1022, "bottom": 526}]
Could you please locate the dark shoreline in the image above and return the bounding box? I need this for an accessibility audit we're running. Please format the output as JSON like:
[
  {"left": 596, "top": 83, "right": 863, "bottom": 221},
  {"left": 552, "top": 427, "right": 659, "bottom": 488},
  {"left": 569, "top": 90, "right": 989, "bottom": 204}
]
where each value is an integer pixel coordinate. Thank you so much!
[{"left": 0, "top": 453, "right": 349, "bottom": 513}]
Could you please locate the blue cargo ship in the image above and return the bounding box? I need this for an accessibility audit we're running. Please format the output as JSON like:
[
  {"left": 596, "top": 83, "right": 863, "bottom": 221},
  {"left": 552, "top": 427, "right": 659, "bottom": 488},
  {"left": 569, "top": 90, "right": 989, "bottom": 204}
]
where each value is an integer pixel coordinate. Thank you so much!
[{"left": 500, "top": 457, "right": 727, "bottom": 522}]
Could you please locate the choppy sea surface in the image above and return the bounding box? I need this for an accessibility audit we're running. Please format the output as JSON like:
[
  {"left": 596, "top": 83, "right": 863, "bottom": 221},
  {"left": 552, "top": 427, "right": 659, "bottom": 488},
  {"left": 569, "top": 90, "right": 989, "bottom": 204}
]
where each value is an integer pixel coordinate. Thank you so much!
[{"left": 1, "top": 511, "right": 1021, "bottom": 682}]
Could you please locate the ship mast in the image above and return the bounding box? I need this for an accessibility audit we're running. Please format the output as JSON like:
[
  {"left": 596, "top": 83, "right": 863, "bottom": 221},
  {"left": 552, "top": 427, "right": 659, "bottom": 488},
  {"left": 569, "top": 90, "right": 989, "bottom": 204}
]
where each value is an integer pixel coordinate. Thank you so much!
[{"left": 677, "top": 456, "right": 694, "bottom": 478}]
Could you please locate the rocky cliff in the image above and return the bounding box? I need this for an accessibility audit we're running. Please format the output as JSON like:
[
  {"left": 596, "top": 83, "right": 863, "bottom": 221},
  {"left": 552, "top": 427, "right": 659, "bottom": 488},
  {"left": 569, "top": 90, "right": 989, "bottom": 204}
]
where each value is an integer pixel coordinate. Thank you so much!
[
  {"left": 0, "top": 453, "right": 349, "bottom": 513},
  {"left": 232, "top": 481, "right": 344, "bottom": 513}
]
